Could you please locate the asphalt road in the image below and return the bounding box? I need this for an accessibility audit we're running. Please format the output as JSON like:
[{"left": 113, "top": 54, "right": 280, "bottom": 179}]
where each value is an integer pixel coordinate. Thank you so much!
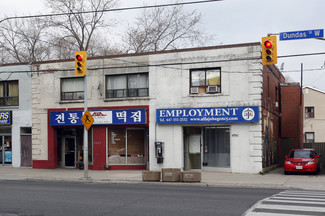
[{"left": 0, "top": 180, "right": 282, "bottom": 216}]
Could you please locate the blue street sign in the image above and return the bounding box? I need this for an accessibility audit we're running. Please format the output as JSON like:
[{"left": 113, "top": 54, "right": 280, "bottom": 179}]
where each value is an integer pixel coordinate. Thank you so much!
[{"left": 280, "top": 29, "right": 324, "bottom": 41}]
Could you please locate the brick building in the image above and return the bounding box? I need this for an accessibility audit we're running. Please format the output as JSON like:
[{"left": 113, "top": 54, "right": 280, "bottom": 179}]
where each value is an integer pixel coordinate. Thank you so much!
[{"left": 280, "top": 83, "right": 304, "bottom": 160}]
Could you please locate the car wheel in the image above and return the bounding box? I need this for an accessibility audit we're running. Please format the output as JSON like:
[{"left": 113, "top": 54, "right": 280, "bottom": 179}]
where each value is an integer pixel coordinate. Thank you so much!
[{"left": 284, "top": 170, "right": 290, "bottom": 175}]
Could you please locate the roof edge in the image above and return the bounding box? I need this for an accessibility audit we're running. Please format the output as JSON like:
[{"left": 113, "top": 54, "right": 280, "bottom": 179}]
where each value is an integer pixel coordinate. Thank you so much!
[
  {"left": 303, "top": 86, "right": 325, "bottom": 94},
  {"left": 0, "top": 42, "right": 260, "bottom": 67}
]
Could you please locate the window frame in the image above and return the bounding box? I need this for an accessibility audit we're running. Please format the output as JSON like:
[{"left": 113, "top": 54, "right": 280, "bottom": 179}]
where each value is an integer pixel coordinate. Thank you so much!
[
  {"left": 0, "top": 80, "right": 19, "bottom": 106},
  {"left": 107, "top": 128, "right": 146, "bottom": 165},
  {"left": 305, "top": 107, "right": 315, "bottom": 118},
  {"left": 190, "top": 68, "right": 221, "bottom": 94},
  {"left": 105, "top": 73, "right": 149, "bottom": 99},
  {"left": 60, "top": 77, "right": 84, "bottom": 101},
  {"left": 305, "top": 132, "right": 315, "bottom": 143}
]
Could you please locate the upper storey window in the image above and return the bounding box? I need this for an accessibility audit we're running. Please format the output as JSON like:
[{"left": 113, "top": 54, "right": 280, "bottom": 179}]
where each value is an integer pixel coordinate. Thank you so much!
[
  {"left": 106, "top": 73, "right": 149, "bottom": 99},
  {"left": 0, "top": 81, "right": 19, "bottom": 106},
  {"left": 190, "top": 68, "right": 221, "bottom": 94},
  {"left": 61, "top": 77, "right": 84, "bottom": 101}
]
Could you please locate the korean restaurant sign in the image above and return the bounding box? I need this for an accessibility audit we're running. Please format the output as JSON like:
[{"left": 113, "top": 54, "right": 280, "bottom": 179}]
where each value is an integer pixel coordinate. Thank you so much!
[
  {"left": 0, "top": 111, "right": 11, "bottom": 125},
  {"left": 50, "top": 109, "right": 146, "bottom": 126},
  {"left": 156, "top": 106, "right": 259, "bottom": 124}
]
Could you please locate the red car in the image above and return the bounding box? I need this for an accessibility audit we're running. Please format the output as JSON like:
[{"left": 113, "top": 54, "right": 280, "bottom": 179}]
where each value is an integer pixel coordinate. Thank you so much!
[{"left": 284, "top": 149, "right": 320, "bottom": 175}]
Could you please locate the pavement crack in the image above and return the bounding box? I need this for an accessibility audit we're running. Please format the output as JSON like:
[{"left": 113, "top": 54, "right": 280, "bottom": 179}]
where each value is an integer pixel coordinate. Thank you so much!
[{"left": 98, "top": 197, "right": 147, "bottom": 216}]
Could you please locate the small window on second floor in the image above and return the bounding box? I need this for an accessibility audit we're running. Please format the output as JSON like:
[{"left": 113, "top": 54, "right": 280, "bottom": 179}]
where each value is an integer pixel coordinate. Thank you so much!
[
  {"left": 305, "top": 132, "right": 314, "bottom": 143},
  {"left": 106, "top": 73, "right": 149, "bottom": 99},
  {"left": 0, "top": 80, "right": 19, "bottom": 106},
  {"left": 61, "top": 77, "right": 84, "bottom": 101},
  {"left": 190, "top": 68, "right": 221, "bottom": 94},
  {"left": 305, "top": 107, "right": 314, "bottom": 118}
]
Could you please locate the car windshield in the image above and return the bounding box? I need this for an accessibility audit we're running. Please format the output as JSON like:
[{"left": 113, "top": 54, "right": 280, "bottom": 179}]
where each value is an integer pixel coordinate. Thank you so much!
[{"left": 289, "top": 150, "right": 314, "bottom": 159}]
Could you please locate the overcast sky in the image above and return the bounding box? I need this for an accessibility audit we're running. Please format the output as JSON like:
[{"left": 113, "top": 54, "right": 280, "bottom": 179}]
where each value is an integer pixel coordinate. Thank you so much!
[{"left": 1, "top": 0, "right": 325, "bottom": 90}]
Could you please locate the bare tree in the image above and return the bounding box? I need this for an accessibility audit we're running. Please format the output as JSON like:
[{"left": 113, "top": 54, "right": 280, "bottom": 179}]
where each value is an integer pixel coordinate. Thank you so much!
[
  {"left": 44, "top": 0, "right": 119, "bottom": 54},
  {"left": 123, "top": 2, "right": 214, "bottom": 53},
  {"left": 87, "top": 33, "right": 122, "bottom": 56},
  {"left": 0, "top": 18, "right": 51, "bottom": 64}
]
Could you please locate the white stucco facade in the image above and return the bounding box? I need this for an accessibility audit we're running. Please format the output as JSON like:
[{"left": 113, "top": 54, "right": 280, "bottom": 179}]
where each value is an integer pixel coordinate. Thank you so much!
[
  {"left": 303, "top": 86, "right": 325, "bottom": 142},
  {"left": 0, "top": 65, "right": 32, "bottom": 167},
  {"left": 148, "top": 44, "right": 263, "bottom": 173},
  {"left": 32, "top": 43, "right": 263, "bottom": 173}
]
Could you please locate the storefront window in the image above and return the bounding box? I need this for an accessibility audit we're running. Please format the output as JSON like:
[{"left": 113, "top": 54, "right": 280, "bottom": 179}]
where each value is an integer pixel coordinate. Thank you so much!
[
  {"left": 127, "top": 129, "right": 145, "bottom": 164},
  {"left": 108, "top": 128, "right": 145, "bottom": 165},
  {"left": 203, "top": 127, "right": 230, "bottom": 167},
  {"left": 0, "top": 135, "right": 12, "bottom": 165}
]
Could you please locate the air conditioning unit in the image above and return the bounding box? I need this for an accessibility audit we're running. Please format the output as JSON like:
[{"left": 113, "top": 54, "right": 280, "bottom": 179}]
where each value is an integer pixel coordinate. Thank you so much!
[
  {"left": 190, "top": 87, "right": 199, "bottom": 94},
  {"left": 206, "top": 86, "right": 219, "bottom": 93}
]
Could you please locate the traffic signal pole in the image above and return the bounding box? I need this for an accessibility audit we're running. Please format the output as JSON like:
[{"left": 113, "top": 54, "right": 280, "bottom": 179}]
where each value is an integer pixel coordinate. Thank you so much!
[
  {"left": 75, "top": 51, "right": 90, "bottom": 180},
  {"left": 83, "top": 74, "right": 89, "bottom": 180}
]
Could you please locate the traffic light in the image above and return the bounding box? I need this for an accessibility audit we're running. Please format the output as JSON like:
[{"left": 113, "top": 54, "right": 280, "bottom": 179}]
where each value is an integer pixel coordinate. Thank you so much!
[
  {"left": 75, "top": 51, "right": 87, "bottom": 76},
  {"left": 262, "top": 36, "right": 277, "bottom": 65}
]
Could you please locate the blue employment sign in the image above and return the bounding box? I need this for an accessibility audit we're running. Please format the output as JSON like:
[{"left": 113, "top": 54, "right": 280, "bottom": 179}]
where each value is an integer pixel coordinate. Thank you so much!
[
  {"left": 280, "top": 29, "right": 324, "bottom": 41},
  {"left": 156, "top": 106, "right": 259, "bottom": 124}
]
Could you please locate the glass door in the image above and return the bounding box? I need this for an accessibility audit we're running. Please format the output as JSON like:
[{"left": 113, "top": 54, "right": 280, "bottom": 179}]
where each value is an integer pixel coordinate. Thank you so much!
[
  {"left": 64, "top": 137, "right": 76, "bottom": 167},
  {"left": 0, "top": 136, "right": 3, "bottom": 165},
  {"left": 203, "top": 127, "right": 230, "bottom": 167},
  {"left": 1, "top": 136, "right": 12, "bottom": 165},
  {"left": 184, "top": 127, "right": 202, "bottom": 170}
]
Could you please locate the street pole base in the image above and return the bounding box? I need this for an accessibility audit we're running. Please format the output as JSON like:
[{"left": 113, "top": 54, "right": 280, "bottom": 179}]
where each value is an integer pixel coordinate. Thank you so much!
[{"left": 81, "top": 176, "right": 91, "bottom": 181}]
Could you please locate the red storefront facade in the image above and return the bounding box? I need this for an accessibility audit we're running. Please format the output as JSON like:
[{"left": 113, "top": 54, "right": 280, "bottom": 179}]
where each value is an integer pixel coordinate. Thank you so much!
[{"left": 33, "top": 105, "right": 149, "bottom": 170}]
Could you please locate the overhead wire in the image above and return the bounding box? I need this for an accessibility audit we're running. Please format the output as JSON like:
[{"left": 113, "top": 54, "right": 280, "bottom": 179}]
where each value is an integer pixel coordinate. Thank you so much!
[
  {"left": 0, "top": 0, "right": 224, "bottom": 65},
  {"left": 0, "top": 55, "right": 262, "bottom": 74},
  {"left": 1, "top": 52, "right": 325, "bottom": 75},
  {"left": 0, "top": 1, "right": 324, "bottom": 75},
  {"left": 0, "top": 0, "right": 223, "bottom": 24}
]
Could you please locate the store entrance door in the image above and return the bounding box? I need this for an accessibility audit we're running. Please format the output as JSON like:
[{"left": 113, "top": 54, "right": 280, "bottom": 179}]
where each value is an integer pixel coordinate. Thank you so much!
[
  {"left": 203, "top": 127, "right": 230, "bottom": 168},
  {"left": 0, "top": 135, "right": 12, "bottom": 166},
  {"left": 64, "top": 137, "right": 76, "bottom": 167},
  {"left": 184, "top": 127, "right": 202, "bottom": 170},
  {"left": 57, "top": 128, "right": 84, "bottom": 168}
]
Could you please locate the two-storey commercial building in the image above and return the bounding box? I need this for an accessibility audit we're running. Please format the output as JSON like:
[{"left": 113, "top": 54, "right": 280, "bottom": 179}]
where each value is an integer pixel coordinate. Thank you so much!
[
  {"left": 31, "top": 43, "right": 284, "bottom": 173},
  {"left": 0, "top": 65, "right": 32, "bottom": 167}
]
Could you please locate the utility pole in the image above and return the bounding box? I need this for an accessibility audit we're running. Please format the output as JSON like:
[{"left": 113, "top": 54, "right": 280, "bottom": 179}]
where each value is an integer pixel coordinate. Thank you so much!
[
  {"left": 83, "top": 74, "right": 89, "bottom": 179},
  {"left": 75, "top": 51, "right": 90, "bottom": 180},
  {"left": 300, "top": 63, "right": 303, "bottom": 105}
]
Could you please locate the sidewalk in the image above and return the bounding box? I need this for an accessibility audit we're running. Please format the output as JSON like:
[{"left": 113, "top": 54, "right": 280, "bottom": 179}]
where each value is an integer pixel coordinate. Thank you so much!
[{"left": 1, "top": 166, "right": 325, "bottom": 190}]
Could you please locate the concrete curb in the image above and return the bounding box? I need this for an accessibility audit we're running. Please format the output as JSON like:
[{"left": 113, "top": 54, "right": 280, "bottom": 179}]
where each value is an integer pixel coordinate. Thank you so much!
[{"left": 1, "top": 167, "right": 325, "bottom": 190}]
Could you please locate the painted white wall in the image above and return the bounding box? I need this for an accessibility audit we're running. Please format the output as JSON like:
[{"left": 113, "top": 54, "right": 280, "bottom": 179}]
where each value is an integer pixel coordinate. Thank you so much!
[
  {"left": 148, "top": 44, "right": 263, "bottom": 173},
  {"left": 303, "top": 87, "right": 325, "bottom": 142},
  {"left": 32, "top": 44, "right": 263, "bottom": 173},
  {"left": 32, "top": 56, "right": 151, "bottom": 161},
  {"left": 0, "top": 65, "right": 32, "bottom": 167}
]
